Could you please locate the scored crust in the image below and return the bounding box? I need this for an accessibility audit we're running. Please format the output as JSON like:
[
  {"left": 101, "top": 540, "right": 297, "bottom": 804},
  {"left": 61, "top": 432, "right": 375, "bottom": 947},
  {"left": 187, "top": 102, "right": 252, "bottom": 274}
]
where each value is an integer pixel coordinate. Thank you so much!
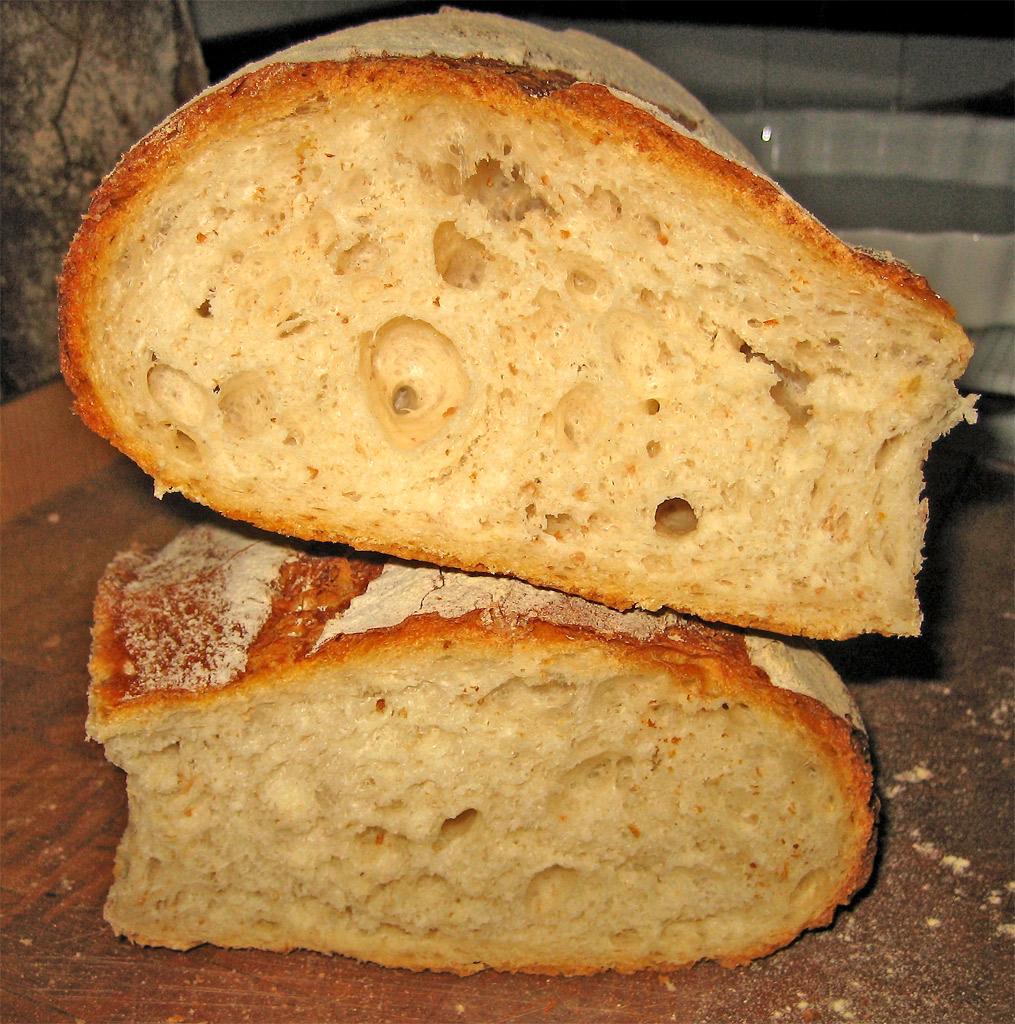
[{"left": 89, "top": 525, "right": 865, "bottom": 728}]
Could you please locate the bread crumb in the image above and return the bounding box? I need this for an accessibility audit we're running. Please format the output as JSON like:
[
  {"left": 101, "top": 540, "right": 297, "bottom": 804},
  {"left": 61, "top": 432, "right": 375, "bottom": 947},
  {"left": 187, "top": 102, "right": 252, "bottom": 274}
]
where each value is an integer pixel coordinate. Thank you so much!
[
  {"left": 913, "top": 841, "right": 940, "bottom": 859},
  {"left": 658, "top": 973, "right": 676, "bottom": 992},
  {"left": 18, "top": 938, "right": 32, "bottom": 946},
  {"left": 989, "top": 698, "right": 1011, "bottom": 727},
  {"left": 46, "top": 511, "right": 60, "bottom": 524},
  {"left": 941, "top": 855, "right": 970, "bottom": 875},
  {"left": 997, "top": 923, "right": 1015, "bottom": 939},
  {"left": 114, "top": 527, "right": 294, "bottom": 697},
  {"left": 829, "top": 999, "right": 856, "bottom": 1020},
  {"left": 455, "top": 1005, "right": 465, "bottom": 1015},
  {"left": 925, "top": 917, "right": 942, "bottom": 928},
  {"left": 893, "top": 764, "right": 933, "bottom": 783}
]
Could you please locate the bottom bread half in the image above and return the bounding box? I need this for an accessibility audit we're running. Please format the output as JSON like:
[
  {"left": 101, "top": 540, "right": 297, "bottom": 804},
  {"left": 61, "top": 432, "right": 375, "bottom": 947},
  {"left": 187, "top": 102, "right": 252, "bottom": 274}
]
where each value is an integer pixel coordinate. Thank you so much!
[{"left": 87, "top": 533, "right": 875, "bottom": 975}]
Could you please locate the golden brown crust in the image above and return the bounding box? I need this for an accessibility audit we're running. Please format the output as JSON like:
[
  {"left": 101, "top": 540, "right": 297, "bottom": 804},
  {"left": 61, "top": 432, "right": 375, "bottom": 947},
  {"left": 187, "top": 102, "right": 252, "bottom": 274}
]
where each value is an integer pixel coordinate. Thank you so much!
[
  {"left": 61, "top": 54, "right": 965, "bottom": 639},
  {"left": 90, "top": 538, "right": 735, "bottom": 717},
  {"left": 93, "top": 541, "right": 875, "bottom": 810},
  {"left": 58, "top": 55, "right": 967, "bottom": 428},
  {"left": 90, "top": 534, "right": 868, "bottom": 809},
  {"left": 60, "top": 55, "right": 961, "bottom": 434},
  {"left": 90, "top": 532, "right": 876, "bottom": 973}
]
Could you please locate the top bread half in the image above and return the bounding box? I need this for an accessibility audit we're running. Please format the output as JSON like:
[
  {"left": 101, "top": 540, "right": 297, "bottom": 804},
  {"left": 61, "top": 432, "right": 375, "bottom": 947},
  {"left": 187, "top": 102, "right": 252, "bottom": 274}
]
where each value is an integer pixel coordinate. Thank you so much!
[{"left": 59, "top": 10, "right": 975, "bottom": 639}]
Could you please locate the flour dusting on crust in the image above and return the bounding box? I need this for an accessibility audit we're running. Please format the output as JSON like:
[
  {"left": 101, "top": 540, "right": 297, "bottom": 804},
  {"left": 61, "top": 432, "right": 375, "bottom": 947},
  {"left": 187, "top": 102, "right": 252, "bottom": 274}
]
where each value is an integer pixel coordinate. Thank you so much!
[
  {"left": 202, "top": 8, "right": 752, "bottom": 165},
  {"left": 744, "top": 635, "right": 863, "bottom": 729},
  {"left": 316, "top": 561, "right": 681, "bottom": 651},
  {"left": 118, "top": 526, "right": 295, "bottom": 697},
  {"left": 103, "top": 529, "right": 860, "bottom": 729}
]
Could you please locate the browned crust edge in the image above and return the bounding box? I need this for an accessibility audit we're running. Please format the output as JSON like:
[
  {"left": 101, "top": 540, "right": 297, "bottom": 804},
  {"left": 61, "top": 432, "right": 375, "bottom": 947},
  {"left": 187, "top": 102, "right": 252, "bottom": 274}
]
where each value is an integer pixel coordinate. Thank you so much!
[
  {"left": 60, "top": 55, "right": 959, "bottom": 638},
  {"left": 59, "top": 54, "right": 962, "bottom": 434},
  {"left": 100, "top": 620, "right": 877, "bottom": 972},
  {"left": 90, "top": 547, "right": 877, "bottom": 973},
  {"left": 99, "top": 622, "right": 876, "bottom": 973}
]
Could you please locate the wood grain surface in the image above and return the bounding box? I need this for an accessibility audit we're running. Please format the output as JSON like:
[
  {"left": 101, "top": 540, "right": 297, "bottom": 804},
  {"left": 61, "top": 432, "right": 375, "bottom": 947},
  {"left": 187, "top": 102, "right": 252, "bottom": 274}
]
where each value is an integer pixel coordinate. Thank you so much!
[
  {"left": 1, "top": 405, "right": 1012, "bottom": 1024},
  {"left": 0, "top": 381, "right": 117, "bottom": 524}
]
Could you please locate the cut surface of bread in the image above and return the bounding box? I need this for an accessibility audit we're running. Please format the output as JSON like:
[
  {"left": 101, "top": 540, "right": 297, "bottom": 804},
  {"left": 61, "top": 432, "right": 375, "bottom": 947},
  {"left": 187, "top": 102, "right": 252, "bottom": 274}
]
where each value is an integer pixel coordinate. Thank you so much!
[
  {"left": 88, "top": 525, "right": 877, "bottom": 974},
  {"left": 60, "top": 11, "right": 975, "bottom": 638}
]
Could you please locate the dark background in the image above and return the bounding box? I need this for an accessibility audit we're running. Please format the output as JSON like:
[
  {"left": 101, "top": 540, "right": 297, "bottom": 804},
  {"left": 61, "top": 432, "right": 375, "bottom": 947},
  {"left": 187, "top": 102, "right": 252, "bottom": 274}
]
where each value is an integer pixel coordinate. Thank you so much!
[{"left": 201, "top": 2, "right": 1014, "bottom": 85}]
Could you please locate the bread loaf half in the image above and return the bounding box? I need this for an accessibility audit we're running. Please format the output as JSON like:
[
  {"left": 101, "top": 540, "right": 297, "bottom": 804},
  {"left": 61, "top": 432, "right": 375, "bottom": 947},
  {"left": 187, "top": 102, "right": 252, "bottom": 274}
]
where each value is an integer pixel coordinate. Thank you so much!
[
  {"left": 60, "top": 10, "right": 975, "bottom": 638},
  {"left": 88, "top": 525, "right": 876, "bottom": 974}
]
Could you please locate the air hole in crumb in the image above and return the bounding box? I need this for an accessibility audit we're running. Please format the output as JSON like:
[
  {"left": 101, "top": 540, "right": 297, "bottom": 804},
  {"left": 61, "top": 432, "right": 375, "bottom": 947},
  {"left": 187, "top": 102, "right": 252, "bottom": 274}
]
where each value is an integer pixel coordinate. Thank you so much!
[
  {"left": 556, "top": 382, "right": 602, "bottom": 447},
  {"left": 769, "top": 381, "right": 811, "bottom": 425},
  {"left": 463, "top": 158, "right": 549, "bottom": 221},
  {"left": 791, "top": 868, "right": 826, "bottom": 907},
  {"left": 332, "top": 236, "right": 382, "bottom": 276},
  {"left": 433, "top": 221, "right": 487, "bottom": 289},
  {"left": 526, "top": 864, "right": 580, "bottom": 913},
  {"left": 278, "top": 313, "right": 311, "bottom": 338},
  {"left": 391, "top": 384, "right": 420, "bottom": 414},
  {"left": 821, "top": 509, "right": 851, "bottom": 543},
  {"left": 589, "top": 186, "right": 622, "bottom": 219},
  {"left": 361, "top": 318, "right": 469, "bottom": 449},
  {"left": 196, "top": 297, "right": 212, "bottom": 318},
  {"left": 432, "top": 162, "right": 463, "bottom": 195},
  {"left": 646, "top": 440, "right": 661, "bottom": 457},
  {"left": 645, "top": 214, "right": 667, "bottom": 239},
  {"left": 147, "top": 364, "right": 211, "bottom": 427},
  {"left": 741, "top": 341, "right": 813, "bottom": 424},
  {"left": 567, "top": 269, "right": 597, "bottom": 295},
  {"left": 172, "top": 430, "right": 199, "bottom": 461},
  {"left": 543, "top": 512, "right": 578, "bottom": 541},
  {"left": 218, "top": 372, "right": 273, "bottom": 437},
  {"left": 875, "top": 434, "right": 906, "bottom": 471},
  {"left": 654, "top": 498, "right": 698, "bottom": 537},
  {"left": 644, "top": 399, "right": 660, "bottom": 415},
  {"left": 437, "top": 807, "right": 479, "bottom": 844}
]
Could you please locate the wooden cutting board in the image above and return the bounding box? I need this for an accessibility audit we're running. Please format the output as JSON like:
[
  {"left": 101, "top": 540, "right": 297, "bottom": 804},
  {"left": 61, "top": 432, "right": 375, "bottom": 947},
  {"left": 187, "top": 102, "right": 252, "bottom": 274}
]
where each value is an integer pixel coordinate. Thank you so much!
[{"left": 1, "top": 382, "right": 1012, "bottom": 1023}]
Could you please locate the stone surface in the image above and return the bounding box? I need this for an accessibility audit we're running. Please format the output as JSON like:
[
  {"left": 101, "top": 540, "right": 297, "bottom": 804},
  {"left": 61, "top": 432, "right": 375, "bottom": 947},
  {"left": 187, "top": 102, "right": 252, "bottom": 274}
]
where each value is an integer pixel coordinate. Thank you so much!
[{"left": 1, "top": 0, "right": 206, "bottom": 397}]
